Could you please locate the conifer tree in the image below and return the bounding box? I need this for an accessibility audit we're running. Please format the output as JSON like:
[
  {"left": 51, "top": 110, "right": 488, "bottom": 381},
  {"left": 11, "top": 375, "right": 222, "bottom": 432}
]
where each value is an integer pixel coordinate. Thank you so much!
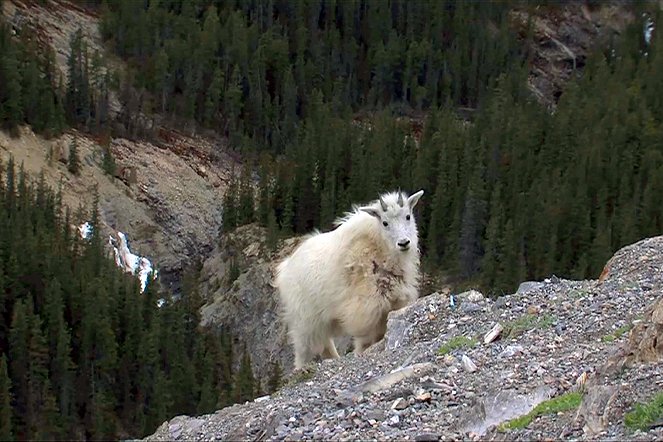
[
  {"left": 233, "top": 348, "right": 254, "bottom": 404},
  {"left": 67, "top": 140, "right": 81, "bottom": 175},
  {"left": 266, "top": 209, "right": 279, "bottom": 252},
  {"left": 102, "top": 144, "right": 116, "bottom": 177},
  {"left": 0, "top": 27, "right": 23, "bottom": 134},
  {"left": 267, "top": 361, "right": 282, "bottom": 393},
  {"left": 222, "top": 170, "right": 239, "bottom": 231},
  {"left": 237, "top": 163, "right": 255, "bottom": 225},
  {"left": 0, "top": 354, "right": 12, "bottom": 441}
]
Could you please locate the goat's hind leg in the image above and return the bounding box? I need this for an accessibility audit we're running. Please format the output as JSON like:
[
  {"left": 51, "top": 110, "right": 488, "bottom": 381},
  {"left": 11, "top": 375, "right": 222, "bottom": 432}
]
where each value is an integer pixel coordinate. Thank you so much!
[
  {"left": 353, "top": 336, "right": 374, "bottom": 354},
  {"left": 321, "top": 338, "right": 340, "bottom": 360}
]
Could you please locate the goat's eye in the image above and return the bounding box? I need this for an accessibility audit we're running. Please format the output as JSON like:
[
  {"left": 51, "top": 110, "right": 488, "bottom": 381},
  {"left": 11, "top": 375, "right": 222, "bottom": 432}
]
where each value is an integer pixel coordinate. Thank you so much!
[
  {"left": 382, "top": 221, "right": 389, "bottom": 227},
  {"left": 406, "top": 215, "right": 411, "bottom": 221}
]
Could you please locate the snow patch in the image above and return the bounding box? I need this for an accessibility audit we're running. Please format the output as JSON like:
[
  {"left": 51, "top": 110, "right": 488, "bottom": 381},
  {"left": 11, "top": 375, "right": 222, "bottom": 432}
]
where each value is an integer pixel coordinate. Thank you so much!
[
  {"left": 108, "top": 231, "right": 158, "bottom": 293},
  {"left": 78, "top": 222, "right": 157, "bottom": 293},
  {"left": 78, "top": 222, "right": 92, "bottom": 240},
  {"left": 644, "top": 15, "right": 655, "bottom": 46}
]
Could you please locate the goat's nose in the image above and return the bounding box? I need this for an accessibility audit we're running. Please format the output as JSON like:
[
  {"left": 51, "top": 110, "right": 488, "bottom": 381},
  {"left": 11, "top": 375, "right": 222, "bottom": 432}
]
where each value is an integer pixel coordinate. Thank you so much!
[{"left": 398, "top": 239, "right": 410, "bottom": 248}]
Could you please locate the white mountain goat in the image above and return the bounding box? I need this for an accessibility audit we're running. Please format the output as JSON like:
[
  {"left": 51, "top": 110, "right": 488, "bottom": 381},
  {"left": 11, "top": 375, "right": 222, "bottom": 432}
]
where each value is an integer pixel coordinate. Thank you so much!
[{"left": 276, "top": 190, "right": 424, "bottom": 369}]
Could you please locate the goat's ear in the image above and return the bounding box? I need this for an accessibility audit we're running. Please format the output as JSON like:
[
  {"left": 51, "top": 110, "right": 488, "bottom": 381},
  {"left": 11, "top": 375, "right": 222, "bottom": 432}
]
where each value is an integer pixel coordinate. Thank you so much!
[
  {"left": 360, "top": 207, "right": 381, "bottom": 219},
  {"left": 408, "top": 190, "right": 424, "bottom": 208}
]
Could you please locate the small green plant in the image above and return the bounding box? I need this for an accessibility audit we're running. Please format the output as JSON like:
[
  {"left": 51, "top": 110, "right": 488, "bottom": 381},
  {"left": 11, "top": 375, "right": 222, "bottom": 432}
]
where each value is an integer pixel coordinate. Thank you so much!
[
  {"left": 227, "top": 257, "right": 241, "bottom": 284},
  {"left": 438, "top": 335, "right": 477, "bottom": 355},
  {"left": 601, "top": 324, "right": 632, "bottom": 343},
  {"left": 284, "top": 365, "right": 316, "bottom": 386},
  {"left": 504, "top": 314, "right": 555, "bottom": 338},
  {"left": 568, "top": 288, "right": 589, "bottom": 299},
  {"left": 624, "top": 392, "right": 663, "bottom": 431},
  {"left": 499, "top": 391, "right": 583, "bottom": 431}
]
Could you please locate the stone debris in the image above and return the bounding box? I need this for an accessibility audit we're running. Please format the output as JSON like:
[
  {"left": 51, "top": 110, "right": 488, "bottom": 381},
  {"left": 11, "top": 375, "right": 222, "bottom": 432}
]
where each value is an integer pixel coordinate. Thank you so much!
[
  {"left": 484, "top": 323, "right": 504, "bottom": 344},
  {"left": 461, "top": 355, "right": 478, "bottom": 373},
  {"left": 498, "top": 344, "right": 524, "bottom": 359},
  {"left": 146, "top": 236, "right": 663, "bottom": 442},
  {"left": 391, "top": 398, "right": 408, "bottom": 410},
  {"left": 357, "top": 363, "right": 435, "bottom": 394}
]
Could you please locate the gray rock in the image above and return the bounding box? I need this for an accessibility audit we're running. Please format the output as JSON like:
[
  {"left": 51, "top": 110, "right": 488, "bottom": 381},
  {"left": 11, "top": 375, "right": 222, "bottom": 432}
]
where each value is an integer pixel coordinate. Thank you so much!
[
  {"left": 461, "top": 355, "right": 478, "bottom": 373},
  {"left": 458, "top": 289, "right": 485, "bottom": 303},
  {"left": 391, "top": 397, "right": 408, "bottom": 410},
  {"left": 577, "top": 385, "right": 620, "bottom": 436},
  {"left": 498, "top": 345, "right": 524, "bottom": 359},
  {"left": 414, "top": 433, "right": 441, "bottom": 442},
  {"left": 516, "top": 281, "right": 544, "bottom": 294},
  {"left": 385, "top": 308, "right": 414, "bottom": 350},
  {"left": 460, "top": 302, "right": 482, "bottom": 314}
]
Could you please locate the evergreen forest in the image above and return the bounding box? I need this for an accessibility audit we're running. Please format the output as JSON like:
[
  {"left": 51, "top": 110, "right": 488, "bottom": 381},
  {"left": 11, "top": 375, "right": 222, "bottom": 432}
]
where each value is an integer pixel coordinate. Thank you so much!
[
  {"left": 0, "top": 157, "right": 270, "bottom": 439},
  {"left": 99, "top": 0, "right": 662, "bottom": 292}
]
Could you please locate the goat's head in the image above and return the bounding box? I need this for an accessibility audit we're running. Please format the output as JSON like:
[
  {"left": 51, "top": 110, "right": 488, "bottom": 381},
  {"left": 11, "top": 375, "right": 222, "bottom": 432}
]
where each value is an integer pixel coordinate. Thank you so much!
[{"left": 361, "top": 189, "right": 424, "bottom": 253}]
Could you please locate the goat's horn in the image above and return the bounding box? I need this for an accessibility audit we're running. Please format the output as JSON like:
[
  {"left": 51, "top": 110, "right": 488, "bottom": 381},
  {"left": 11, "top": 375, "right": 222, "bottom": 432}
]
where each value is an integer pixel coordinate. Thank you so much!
[
  {"left": 397, "top": 191, "right": 404, "bottom": 207},
  {"left": 379, "top": 196, "right": 388, "bottom": 212}
]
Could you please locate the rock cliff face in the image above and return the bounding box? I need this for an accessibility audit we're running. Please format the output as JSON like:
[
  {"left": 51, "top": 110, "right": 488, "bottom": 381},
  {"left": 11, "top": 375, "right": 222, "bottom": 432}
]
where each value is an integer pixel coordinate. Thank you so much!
[
  {"left": 149, "top": 236, "right": 663, "bottom": 441},
  {"left": 511, "top": 1, "right": 635, "bottom": 109}
]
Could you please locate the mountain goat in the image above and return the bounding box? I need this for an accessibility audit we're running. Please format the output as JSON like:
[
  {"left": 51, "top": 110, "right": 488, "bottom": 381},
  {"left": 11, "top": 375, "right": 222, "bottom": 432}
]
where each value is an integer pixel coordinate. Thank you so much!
[{"left": 276, "top": 190, "right": 424, "bottom": 369}]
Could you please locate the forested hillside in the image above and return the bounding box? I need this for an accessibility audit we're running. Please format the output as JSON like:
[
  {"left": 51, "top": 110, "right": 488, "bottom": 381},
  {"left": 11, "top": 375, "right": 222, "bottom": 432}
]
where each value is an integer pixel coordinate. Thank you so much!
[
  {"left": 98, "top": 0, "right": 661, "bottom": 293},
  {"left": 0, "top": 157, "right": 261, "bottom": 439}
]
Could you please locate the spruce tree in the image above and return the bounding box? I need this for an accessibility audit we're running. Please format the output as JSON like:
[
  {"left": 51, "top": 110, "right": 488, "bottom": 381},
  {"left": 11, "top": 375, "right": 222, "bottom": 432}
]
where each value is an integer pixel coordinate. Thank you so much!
[
  {"left": 67, "top": 140, "right": 81, "bottom": 175},
  {"left": 0, "top": 354, "right": 12, "bottom": 441},
  {"left": 233, "top": 349, "right": 254, "bottom": 404},
  {"left": 237, "top": 163, "right": 255, "bottom": 226},
  {"left": 267, "top": 361, "right": 282, "bottom": 393},
  {"left": 0, "top": 32, "right": 23, "bottom": 134},
  {"left": 266, "top": 209, "right": 279, "bottom": 252},
  {"left": 222, "top": 170, "right": 239, "bottom": 231}
]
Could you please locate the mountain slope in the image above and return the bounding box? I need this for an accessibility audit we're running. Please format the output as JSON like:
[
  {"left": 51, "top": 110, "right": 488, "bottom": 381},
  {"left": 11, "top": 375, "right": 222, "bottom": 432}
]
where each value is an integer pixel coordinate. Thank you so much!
[
  {"left": 0, "top": 124, "right": 236, "bottom": 291},
  {"left": 147, "top": 236, "right": 663, "bottom": 441},
  {"left": 1, "top": 0, "right": 241, "bottom": 289}
]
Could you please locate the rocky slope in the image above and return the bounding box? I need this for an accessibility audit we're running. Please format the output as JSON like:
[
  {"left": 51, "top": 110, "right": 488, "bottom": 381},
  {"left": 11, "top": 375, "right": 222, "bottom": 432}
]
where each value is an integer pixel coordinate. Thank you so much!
[{"left": 148, "top": 235, "right": 663, "bottom": 441}]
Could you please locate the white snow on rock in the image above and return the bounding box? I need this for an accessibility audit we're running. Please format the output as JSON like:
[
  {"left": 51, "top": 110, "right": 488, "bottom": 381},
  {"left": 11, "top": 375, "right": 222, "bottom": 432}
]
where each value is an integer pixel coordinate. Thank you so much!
[
  {"left": 77, "top": 222, "right": 93, "bottom": 240},
  {"left": 77, "top": 222, "right": 157, "bottom": 293},
  {"left": 644, "top": 16, "right": 655, "bottom": 46},
  {"left": 108, "top": 231, "right": 158, "bottom": 293}
]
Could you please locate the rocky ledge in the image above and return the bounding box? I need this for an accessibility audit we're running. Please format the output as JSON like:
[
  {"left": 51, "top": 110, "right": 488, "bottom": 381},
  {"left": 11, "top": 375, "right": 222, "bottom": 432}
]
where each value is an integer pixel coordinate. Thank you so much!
[{"left": 147, "top": 236, "right": 663, "bottom": 441}]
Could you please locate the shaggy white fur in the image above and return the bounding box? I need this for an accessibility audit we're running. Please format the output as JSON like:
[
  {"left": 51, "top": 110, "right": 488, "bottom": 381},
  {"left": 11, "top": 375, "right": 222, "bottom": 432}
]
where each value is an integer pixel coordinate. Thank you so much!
[{"left": 276, "top": 190, "right": 424, "bottom": 369}]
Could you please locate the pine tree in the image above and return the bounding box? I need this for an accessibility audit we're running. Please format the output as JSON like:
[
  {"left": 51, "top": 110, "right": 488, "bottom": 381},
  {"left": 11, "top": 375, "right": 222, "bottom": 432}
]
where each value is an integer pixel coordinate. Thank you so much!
[
  {"left": 145, "top": 368, "right": 170, "bottom": 433},
  {"left": 9, "top": 299, "right": 31, "bottom": 437},
  {"left": 267, "top": 361, "right": 282, "bottom": 393},
  {"left": 237, "top": 163, "right": 255, "bottom": 225},
  {"left": 0, "top": 354, "right": 13, "bottom": 441},
  {"left": 481, "top": 184, "right": 504, "bottom": 292},
  {"left": 233, "top": 349, "right": 254, "bottom": 404},
  {"left": 0, "top": 27, "right": 23, "bottom": 134},
  {"left": 196, "top": 349, "right": 217, "bottom": 414},
  {"left": 67, "top": 140, "right": 81, "bottom": 175},
  {"left": 34, "top": 381, "right": 63, "bottom": 441},
  {"left": 265, "top": 209, "right": 279, "bottom": 252},
  {"left": 222, "top": 169, "right": 239, "bottom": 231},
  {"left": 101, "top": 144, "right": 116, "bottom": 177}
]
